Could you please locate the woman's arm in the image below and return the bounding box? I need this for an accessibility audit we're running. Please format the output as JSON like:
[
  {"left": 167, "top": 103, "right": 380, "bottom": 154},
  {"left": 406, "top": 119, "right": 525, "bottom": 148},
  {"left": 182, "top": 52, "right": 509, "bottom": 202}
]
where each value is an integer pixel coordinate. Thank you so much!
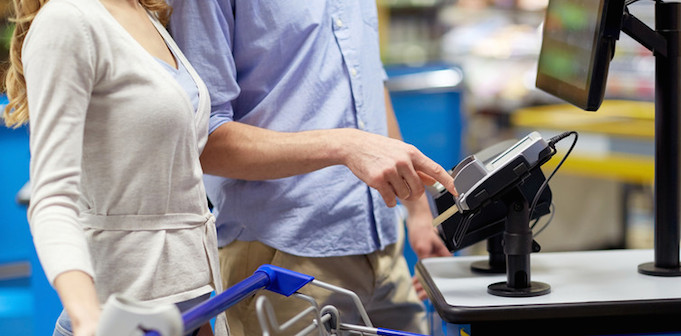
[{"left": 23, "top": 2, "right": 100, "bottom": 323}]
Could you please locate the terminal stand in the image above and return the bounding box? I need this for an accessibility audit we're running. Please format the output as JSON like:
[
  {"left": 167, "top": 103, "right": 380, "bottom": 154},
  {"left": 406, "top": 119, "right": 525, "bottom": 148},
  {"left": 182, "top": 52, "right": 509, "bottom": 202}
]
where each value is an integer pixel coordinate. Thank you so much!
[
  {"left": 432, "top": 133, "right": 555, "bottom": 296},
  {"left": 469, "top": 235, "right": 505, "bottom": 274},
  {"left": 434, "top": 158, "right": 553, "bottom": 297},
  {"left": 470, "top": 226, "right": 541, "bottom": 275},
  {"left": 485, "top": 187, "right": 550, "bottom": 297}
]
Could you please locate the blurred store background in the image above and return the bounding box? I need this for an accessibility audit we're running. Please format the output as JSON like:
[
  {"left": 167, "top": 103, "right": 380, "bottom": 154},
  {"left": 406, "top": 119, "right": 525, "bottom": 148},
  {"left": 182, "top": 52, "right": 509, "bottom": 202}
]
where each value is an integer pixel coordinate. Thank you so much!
[
  {"left": 379, "top": 0, "right": 656, "bottom": 260},
  {"left": 0, "top": 0, "right": 658, "bottom": 334}
]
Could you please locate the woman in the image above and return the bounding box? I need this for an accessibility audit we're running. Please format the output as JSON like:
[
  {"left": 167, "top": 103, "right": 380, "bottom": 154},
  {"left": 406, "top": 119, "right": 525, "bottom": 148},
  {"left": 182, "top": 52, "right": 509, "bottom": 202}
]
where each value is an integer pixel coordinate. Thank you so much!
[{"left": 2, "top": 0, "right": 227, "bottom": 335}]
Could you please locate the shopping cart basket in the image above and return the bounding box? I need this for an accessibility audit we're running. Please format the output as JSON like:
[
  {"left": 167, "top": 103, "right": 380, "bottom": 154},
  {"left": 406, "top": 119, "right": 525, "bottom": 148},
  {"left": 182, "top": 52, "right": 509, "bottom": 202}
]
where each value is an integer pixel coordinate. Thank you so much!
[{"left": 97, "top": 264, "right": 426, "bottom": 336}]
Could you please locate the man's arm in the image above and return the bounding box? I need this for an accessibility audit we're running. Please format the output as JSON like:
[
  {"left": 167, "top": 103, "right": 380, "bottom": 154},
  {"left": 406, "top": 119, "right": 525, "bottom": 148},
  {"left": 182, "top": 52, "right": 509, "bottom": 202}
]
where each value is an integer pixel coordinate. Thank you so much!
[
  {"left": 200, "top": 116, "right": 457, "bottom": 207},
  {"left": 200, "top": 121, "right": 341, "bottom": 179}
]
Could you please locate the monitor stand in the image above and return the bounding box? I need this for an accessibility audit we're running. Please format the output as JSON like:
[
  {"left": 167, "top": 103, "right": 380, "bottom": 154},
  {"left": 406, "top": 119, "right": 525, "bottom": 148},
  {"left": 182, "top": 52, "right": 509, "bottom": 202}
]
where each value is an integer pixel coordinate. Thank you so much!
[{"left": 622, "top": 1, "right": 681, "bottom": 276}]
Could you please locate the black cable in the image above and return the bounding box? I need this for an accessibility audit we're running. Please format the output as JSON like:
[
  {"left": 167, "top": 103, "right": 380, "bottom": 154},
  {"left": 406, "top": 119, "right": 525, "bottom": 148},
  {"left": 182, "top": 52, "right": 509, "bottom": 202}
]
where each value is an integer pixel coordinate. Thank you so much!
[
  {"left": 625, "top": 0, "right": 653, "bottom": 6},
  {"left": 532, "top": 202, "right": 556, "bottom": 237},
  {"left": 529, "top": 131, "right": 579, "bottom": 236},
  {"left": 548, "top": 130, "right": 577, "bottom": 148}
]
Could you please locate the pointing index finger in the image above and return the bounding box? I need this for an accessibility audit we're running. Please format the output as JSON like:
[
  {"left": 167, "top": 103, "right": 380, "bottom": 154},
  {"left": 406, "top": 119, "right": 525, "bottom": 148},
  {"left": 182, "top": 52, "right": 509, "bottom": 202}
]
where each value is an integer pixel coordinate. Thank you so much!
[{"left": 415, "top": 158, "right": 457, "bottom": 197}]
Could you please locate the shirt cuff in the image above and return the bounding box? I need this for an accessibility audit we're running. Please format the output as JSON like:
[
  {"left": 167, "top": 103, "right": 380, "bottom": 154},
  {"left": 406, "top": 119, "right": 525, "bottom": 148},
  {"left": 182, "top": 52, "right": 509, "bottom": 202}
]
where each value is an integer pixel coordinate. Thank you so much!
[{"left": 209, "top": 102, "right": 235, "bottom": 134}]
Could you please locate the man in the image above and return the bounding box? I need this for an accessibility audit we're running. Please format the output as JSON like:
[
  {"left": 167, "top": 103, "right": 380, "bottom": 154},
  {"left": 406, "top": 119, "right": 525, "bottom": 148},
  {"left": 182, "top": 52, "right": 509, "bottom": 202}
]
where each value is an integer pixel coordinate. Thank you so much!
[{"left": 168, "top": 1, "right": 457, "bottom": 334}]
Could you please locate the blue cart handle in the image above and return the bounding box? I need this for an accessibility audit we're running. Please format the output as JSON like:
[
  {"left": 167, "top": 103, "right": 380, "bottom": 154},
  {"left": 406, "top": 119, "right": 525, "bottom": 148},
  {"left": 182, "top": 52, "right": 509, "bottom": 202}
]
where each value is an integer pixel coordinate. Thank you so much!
[{"left": 180, "top": 265, "right": 314, "bottom": 334}]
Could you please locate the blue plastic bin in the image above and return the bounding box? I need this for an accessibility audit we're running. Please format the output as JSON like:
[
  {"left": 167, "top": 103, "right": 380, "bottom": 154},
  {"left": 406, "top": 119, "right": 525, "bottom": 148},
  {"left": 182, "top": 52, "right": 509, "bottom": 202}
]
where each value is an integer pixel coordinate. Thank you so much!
[{"left": 0, "top": 95, "right": 62, "bottom": 335}]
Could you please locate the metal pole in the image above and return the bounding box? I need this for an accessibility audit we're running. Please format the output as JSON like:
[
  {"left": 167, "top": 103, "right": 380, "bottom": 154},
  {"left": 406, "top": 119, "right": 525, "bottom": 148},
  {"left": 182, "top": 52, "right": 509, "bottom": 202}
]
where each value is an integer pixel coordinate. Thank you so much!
[{"left": 639, "top": 0, "right": 681, "bottom": 276}]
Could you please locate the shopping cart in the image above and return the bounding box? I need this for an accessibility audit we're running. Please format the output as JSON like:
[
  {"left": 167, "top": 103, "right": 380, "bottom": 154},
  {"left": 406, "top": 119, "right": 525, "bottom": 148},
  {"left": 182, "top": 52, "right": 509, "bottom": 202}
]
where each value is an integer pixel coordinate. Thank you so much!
[{"left": 97, "top": 264, "right": 426, "bottom": 336}]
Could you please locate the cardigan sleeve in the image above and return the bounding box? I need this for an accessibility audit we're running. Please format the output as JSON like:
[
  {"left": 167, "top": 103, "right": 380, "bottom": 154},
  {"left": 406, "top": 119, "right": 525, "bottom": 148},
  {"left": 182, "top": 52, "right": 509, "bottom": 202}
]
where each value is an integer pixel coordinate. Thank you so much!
[{"left": 24, "top": 2, "right": 97, "bottom": 285}]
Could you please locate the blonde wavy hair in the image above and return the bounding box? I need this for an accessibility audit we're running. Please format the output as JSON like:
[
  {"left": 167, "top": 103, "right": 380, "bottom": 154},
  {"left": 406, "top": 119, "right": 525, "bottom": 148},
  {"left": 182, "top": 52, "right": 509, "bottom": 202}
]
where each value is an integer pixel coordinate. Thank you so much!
[{"left": 1, "top": 0, "right": 172, "bottom": 128}]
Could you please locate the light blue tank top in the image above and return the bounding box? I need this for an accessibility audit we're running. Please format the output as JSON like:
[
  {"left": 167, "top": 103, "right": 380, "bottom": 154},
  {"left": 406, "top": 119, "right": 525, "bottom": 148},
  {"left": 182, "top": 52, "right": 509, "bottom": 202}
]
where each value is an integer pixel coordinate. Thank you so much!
[{"left": 156, "top": 53, "right": 199, "bottom": 113}]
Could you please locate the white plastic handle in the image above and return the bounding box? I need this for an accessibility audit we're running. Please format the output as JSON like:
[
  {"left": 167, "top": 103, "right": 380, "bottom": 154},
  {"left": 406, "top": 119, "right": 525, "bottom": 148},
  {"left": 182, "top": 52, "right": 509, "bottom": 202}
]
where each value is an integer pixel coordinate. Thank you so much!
[{"left": 96, "top": 294, "right": 183, "bottom": 336}]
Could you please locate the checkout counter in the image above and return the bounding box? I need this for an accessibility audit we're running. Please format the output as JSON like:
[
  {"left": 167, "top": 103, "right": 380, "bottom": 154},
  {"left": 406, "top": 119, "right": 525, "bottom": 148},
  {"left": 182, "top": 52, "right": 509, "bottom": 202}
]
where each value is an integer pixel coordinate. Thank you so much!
[{"left": 418, "top": 250, "right": 681, "bottom": 335}]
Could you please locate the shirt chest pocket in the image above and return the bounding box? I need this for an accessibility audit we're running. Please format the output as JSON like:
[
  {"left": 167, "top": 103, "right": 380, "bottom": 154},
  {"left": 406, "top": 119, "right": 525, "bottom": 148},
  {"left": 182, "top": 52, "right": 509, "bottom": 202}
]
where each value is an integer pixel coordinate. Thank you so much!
[{"left": 250, "top": 2, "right": 325, "bottom": 36}]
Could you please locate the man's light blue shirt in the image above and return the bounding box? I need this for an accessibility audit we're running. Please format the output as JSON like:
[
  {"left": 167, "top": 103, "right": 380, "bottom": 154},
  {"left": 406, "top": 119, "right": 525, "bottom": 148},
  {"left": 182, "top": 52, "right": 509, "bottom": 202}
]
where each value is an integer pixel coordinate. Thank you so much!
[{"left": 169, "top": 0, "right": 398, "bottom": 257}]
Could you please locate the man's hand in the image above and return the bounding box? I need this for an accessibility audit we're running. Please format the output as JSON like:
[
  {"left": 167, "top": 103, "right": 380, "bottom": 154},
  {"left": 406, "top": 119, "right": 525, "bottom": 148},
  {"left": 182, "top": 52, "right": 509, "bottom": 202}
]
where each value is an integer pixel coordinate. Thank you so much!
[
  {"left": 408, "top": 220, "right": 450, "bottom": 260},
  {"left": 409, "top": 224, "right": 450, "bottom": 301},
  {"left": 339, "top": 128, "right": 456, "bottom": 207},
  {"left": 408, "top": 224, "right": 451, "bottom": 301}
]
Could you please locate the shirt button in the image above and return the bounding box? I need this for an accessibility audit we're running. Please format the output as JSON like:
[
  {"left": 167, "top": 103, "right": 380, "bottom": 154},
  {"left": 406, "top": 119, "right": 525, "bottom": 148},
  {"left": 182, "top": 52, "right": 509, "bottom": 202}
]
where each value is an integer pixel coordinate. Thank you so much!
[
  {"left": 350, "top": 67, "right": 358, "bottom": 77},
  {"left": 335, "top": 18, "right": 343, "bottom": 28},
  {"left": 358, "top": 119, "right": 366, "bottom": 129}
]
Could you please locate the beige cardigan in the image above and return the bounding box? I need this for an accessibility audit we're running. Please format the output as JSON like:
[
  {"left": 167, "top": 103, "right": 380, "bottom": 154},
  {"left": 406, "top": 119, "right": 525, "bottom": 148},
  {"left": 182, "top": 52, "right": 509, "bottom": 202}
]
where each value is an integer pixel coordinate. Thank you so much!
[{"left": 25, "top": 0, "right": 223, "bottom": 319}]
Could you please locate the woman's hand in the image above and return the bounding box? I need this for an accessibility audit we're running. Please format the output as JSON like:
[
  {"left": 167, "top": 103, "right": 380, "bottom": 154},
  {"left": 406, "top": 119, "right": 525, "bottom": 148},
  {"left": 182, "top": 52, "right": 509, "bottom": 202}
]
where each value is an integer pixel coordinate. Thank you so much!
[{"left": 54, "top": 270, "right": 101, "bottom": 336}]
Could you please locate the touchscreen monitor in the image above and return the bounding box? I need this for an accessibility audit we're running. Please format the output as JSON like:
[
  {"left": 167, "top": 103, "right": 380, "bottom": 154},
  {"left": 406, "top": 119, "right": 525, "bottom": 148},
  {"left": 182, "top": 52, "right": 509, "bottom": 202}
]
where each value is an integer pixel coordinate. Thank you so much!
[{"left": 536, "top": 0, "right": 624, "bottom": 111}]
